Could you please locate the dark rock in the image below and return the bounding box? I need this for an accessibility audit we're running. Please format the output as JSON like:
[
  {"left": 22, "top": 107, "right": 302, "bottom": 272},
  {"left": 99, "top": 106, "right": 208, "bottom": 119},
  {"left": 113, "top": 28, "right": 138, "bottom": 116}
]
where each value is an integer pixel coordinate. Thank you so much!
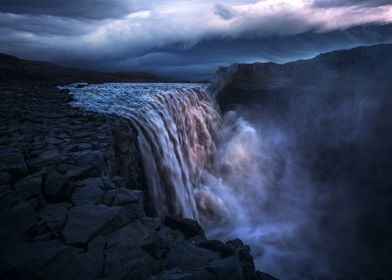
[
  {"left": 43, "top": 169, "right": 72, "bottom": 202},
  {"left": 64, "top": 165, "right": 99, "bottom": 180},
  {"left": 226, "top": 239, "right": 256, "bottom": 279},
  {"left": 0, "top": 148, "right": 27, "bottom": 177},
  {"left": 0, "top": 187, "right": 18, "bottom": 209},
  {"left": 37, "top": 248, "right": 95, "bottom": 280},
  {"left": 149, "top": 268, "right": 210, "bottom": 280},
  {"left": 197, "top": 240, "right": 235, "bottom": 258},
  {"left": 103, "top": 187, "right": 143, "bottom": 206},
  {"left": 0, "top": 172, "right": 10, "bottom": 185},
  {"left": 14, "top": 174, "right": 42, "bottom": 200},
  {"left": 109, "top": 257, "right": 157, "bottom": 280},
  {"left": 0, "top": 202, "right": 37, "bottom": 234},
  {"left": 38, "top": 203, "right": 69, "bottom": 230},
  {"left": 29, "top": 149, "right": 65, "bottom": 170},
  {"left": 204, "top": 256, "right": 244, "bottom": 279},
  {"left": 104, "top": 248, "right": 156, "bottom": 278},
  {"left": 71, "top": 184, "right": 102, "bottom": 206},
  {"left": 62, "top": 204, "right": 121, "bottom": 244},
  {"left": 73, "top": 177, "right": 104, "bottom": 190},
  {"left": 0, "top": 240, "right": 66, "bottom": 279},
  {"left": 113, "top": 188, "right": 142, "bottom": 206},
  {"left": 254, "top": 271, "right": 279, "bottom": 280},
  {"left": 163, "top": 216, "right": 205, "bottom": 239},
  {"left": 72, "top": 150, "right": 106, "bottom": 175}
]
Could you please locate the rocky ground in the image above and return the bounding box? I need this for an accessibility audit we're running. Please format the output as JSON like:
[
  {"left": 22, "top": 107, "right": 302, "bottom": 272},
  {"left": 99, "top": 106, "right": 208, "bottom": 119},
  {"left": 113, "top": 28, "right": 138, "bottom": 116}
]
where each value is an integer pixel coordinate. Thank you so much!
[{"left": 0, "top": 82, "right": 272, "bottom": 279}]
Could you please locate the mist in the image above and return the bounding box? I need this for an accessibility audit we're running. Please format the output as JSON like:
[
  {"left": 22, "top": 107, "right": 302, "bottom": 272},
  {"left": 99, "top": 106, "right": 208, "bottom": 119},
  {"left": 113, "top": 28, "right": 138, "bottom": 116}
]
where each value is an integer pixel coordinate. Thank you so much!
[{"left": 199, "top": 63, "right": 392, "bottom": 278}]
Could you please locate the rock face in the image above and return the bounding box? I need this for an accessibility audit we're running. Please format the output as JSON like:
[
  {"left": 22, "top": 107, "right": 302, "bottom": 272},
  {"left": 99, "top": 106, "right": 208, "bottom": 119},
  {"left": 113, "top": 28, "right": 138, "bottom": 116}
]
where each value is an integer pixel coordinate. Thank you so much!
[
  {"left": 210, "top": 43, "right": 392, "bottom": 111},
  {"left": 0, "top": 81, "right": 266, "bottom": 279},
  {"left": 209, "top": 43, "right": 392, "bottom": 279}
]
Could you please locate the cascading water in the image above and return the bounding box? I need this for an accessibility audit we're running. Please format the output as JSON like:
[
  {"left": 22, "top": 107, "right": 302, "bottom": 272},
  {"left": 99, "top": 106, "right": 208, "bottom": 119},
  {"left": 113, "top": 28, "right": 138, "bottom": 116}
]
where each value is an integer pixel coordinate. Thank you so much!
[
  {"left": 65, "top": 83, "right": 294, "bottom": 278},
  {"left": 64, "top": 80, "right": 392, "bottom": 280},
  {"left": 64, "top": 83, "right": 221, "bottom": 219},
  {"left": 64, "top": 82, "right": 331, "bottom": 279}
]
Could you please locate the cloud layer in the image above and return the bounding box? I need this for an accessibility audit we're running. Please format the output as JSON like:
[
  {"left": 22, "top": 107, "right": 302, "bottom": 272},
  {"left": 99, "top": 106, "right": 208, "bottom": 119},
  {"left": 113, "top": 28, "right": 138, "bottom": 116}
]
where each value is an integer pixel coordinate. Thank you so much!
[{"left": 0, "top": 0, "right": 391, "bottom": 79}]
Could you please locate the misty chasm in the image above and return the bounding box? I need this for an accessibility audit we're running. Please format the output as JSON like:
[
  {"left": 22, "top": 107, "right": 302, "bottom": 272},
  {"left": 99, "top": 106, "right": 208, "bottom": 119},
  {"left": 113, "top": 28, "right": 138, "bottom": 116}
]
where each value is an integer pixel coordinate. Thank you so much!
[{"left": 67, "top": 69, "right": 392, "bottom": 280}]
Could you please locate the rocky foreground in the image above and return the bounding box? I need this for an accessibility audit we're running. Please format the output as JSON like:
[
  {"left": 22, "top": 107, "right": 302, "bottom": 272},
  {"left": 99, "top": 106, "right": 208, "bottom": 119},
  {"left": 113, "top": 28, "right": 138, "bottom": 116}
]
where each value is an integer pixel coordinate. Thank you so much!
[{"left": 0, "top": 56, "right": 271, "bottom": 280}]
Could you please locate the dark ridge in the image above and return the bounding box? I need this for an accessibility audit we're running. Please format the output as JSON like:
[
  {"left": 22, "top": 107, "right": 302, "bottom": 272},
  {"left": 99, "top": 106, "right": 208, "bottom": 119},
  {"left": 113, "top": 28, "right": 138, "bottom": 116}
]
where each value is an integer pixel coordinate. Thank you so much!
[
  {"left": 210, "top": 43, "right": 392, "bottom": 111},
  {"left": 0, "top": 52, "right": 174, "bottom": 86}
]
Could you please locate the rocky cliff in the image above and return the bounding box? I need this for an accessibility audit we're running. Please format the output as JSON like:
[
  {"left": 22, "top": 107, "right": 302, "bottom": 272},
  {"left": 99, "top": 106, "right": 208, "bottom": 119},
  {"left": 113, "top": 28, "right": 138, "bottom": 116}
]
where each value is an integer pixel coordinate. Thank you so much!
[
  {"left": 0, "top": 59, "right": 269, "bottom": 279},
  {"left": 210, "top": 43, "right": 392, "bottom": 111},
  {"left": 208, "top": 43, "right": 392, "bottom": 279}
]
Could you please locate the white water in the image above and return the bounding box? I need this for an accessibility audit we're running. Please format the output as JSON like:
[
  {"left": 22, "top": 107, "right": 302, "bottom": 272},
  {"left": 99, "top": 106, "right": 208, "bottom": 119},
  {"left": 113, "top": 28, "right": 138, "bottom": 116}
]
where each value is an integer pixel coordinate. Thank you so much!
[{"left": 64, "top": 83, "right": 319, "bottom": 279}]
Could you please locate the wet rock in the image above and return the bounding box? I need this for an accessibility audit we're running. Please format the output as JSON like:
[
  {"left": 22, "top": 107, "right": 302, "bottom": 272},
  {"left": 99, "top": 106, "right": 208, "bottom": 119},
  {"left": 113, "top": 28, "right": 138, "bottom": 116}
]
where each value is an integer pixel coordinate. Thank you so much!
[
  {"left": 14, "top": 174, "right": 42, "bottom": 200},
  {"left": 163, "top": 216, "right": 205, "bottom": 239},
  {"left": 204, "top": 256, "right": 244, "bottom": 280},
  {"left": 63, "top": 204, "right": 121, "bottom": 244},
  {"left": 38, "top": 203, "right": 69, "bottom": 230},
  {"left": 254, "top": 271, "right": 279, "bottom": 280},
  {"left": 71, "top": 184, "right": 102, "bottom": 206},
  {"left": 197, "top": 240, "right": 235, "bottom": 258},
  {"left": 103, "top": 187, "right": 143, "bottom": 206},
  {"left": 226, "top": 239, "right": 256, "bottom": 279},
  {"left": 112, "top": 188, "right": 143, "bottom": 206},
  {"left": 43, "top": 169, "right": 72, "bottom": 202},
  {"left": 0, "top": 202, "right": 37, "bottom": 234}
]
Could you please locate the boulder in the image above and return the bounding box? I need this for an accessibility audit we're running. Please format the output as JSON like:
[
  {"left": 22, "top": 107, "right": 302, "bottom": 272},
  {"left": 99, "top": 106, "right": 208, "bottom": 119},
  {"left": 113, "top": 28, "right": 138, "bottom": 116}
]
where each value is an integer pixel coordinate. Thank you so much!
[
  {"left": 0, "top": 202, "right": 37, "bottom": 234},
  {"left": 37, "top": 248, "right": 95, "bottom": 280},
  {"left": 62, "top": 204, "right": 121, "bottom": 244},
  {"left": 0, "top": 172, "right": 10, "bottom": 185},
  {"left": 0, "top": 240, "right": 66, "bottom": 279},
  {"left": 38, "top": 203, "right": 69, "bottom": 230},
  {"left": 14, "top": 174, "right": 42, "bottom": 200},
  {"left": 71, "top": 184, "right": 102, "bottom": 206},
  {"left": 72, "top": 150, "right": 106, "bottom": 175},
  {"left": 43, "top": 169, "right": 72, "bottom": 202},
  {"left": 73, "top": 177, "right": 104, "bottom": 190},
  {"left": 103, "top": 188, "right": 143, "bottom": 206},
  {"left": 0, "top": 148, "right": 27, "bottom": 177},
  {"left": 163, "top": 216, "right": 205, "bottom": 239}
]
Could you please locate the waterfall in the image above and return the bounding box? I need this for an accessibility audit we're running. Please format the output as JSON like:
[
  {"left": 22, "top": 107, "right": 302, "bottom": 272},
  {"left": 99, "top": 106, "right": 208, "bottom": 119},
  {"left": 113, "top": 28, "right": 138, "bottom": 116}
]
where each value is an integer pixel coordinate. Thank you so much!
[
  {"left": 130, "top": 88, "right": 220, "bottom": 218},
  {"left": 65, "top": 83, "right": 221, "bottom": 220}
]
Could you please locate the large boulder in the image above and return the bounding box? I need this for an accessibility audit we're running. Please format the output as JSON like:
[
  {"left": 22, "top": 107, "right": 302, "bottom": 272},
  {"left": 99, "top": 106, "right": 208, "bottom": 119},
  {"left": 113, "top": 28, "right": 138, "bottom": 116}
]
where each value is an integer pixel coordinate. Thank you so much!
[{"left": 62, "top": 204, "right": 122, "bottom": 245}]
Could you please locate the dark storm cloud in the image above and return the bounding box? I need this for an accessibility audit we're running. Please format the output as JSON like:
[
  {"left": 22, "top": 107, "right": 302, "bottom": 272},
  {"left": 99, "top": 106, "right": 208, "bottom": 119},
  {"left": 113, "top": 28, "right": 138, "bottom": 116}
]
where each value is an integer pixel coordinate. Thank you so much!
[
  {"left": 0, "top": 0, "right": 391, "bottom": 78},
  {"left": 0, "top": 0, "right": 135, "bottom": 19}
]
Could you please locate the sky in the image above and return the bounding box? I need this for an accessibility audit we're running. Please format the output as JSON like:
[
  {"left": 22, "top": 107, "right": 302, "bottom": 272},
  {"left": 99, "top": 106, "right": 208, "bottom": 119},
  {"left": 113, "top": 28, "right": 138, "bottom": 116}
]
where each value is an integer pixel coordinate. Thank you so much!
[{"left": 0, "top": 0, "right": 392, "bottom": 79}]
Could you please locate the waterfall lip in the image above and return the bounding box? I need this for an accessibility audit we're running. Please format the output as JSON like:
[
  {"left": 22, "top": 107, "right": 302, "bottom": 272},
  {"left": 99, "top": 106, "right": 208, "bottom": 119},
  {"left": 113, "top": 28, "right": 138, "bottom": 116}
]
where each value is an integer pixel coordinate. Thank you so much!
[{"left": 63, "top": 82, "right": 220, "bottom": 221}]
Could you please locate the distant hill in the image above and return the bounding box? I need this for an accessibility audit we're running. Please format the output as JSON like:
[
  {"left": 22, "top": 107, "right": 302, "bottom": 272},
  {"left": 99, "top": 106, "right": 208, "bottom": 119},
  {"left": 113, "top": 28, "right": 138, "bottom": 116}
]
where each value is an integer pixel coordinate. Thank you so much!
[{"left": 0, "top": 53, "right": 173, "bottom": 86}]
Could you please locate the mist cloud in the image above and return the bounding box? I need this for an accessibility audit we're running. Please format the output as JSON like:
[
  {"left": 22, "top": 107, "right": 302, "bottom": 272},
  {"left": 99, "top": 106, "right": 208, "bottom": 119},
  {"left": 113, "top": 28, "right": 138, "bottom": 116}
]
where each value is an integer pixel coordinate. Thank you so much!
[{"left": 0, "top": 0, "right": 391, "bottom": 78}]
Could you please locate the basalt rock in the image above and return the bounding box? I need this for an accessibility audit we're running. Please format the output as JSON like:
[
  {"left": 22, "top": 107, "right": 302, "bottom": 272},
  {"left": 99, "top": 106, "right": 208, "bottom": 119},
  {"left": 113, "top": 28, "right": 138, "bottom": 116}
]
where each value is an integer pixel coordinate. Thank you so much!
[{"left": 0, "top": 75, "right": 263, "bottom": 279}]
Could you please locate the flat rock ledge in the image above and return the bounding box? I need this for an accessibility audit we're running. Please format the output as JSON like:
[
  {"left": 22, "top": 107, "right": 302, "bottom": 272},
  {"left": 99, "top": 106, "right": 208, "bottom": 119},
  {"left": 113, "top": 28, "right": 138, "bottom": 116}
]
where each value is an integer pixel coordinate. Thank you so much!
[{"left": 0, "top": 84, "right": 275, "bottom": 280}]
